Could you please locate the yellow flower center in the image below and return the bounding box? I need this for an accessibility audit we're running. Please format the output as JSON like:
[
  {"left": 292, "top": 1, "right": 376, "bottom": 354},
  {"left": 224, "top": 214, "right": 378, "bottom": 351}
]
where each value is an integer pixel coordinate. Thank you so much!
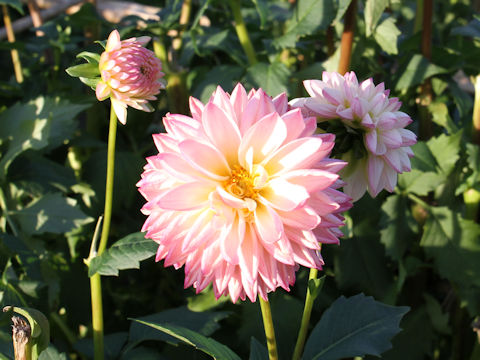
[{"left": 225, "top": 165, "right": 268, "bottom": 200}]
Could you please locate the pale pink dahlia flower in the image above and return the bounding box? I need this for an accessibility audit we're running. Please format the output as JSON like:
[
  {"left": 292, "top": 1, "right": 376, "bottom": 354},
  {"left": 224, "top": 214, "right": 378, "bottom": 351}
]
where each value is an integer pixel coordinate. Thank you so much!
[
  {"left": 95, "top": 30, "right": 165, "bottom": 125},
  {"left": 290, "top": 71, "right": 417, "bottom": 201},
  {"left": 137, "top": 84, "right": 352, "bottom": 303}
]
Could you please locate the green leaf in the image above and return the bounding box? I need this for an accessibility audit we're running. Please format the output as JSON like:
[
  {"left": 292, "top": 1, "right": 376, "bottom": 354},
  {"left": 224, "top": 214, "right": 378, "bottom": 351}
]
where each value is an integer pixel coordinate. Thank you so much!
[
  {"left": 11, "top": 193, "right": 93, "bottom": 235},
  {"left": 187, "top": 286, "right": 229, "bottom": 312},
  {"left": 246, "top": 62, "right": 291, "bottom": 97},
  {"left": 273, "top": 0, "right": 335, "bottom": 48},
  {"left": 302, "top": 294, "right": 409, "bottom": 360},
  {"left": 334, "top": 236, "right": 393, "bottom": 300},
  {"left": 395, "top": 55, "right": 448, "bottom": 91},
  {"left": 428, "top": 102, "right": 458, "bottom": 134},
  {"left": 38, "top": 346, "right": 67, "bottom": 360},
  {"left": 420, "top": 207, "right": 480, "bottom": 288},
  {"left": 249, "top": 337, "right": 268, "bottom": 360},
  {"left": 408, "top": 141, "right": 437, "bottom": 173},
  {"left": 397, "top": 169, "right": 445, "bottom": 196},
  {"left": 427, "top": 131, "right": 462, "bottom": 175},
  {"left": 380, "top": 195, "right": 415, "bottom": 260},
  {"left": 251, "top": 0, "right": 268, "bottom": 29},
  {"left": 193, "top": 65, "right": 244, "bottom": 104},
  {"left": 364, "top": 0, "right": 388, "bottom": 36},
  {"left": 130, "top": 320, "right": 241, "bottom": 360},
  {"left": 452, "top": 18, "right": 480, "bottom": 38},
  {"left": 65, "top": 63, "right": 100, "bottom": 78},
  {"left": 458, "top": 143, "right": 480, "bottom": 194},
  {"left": 0, "top": 97, "right": 89, "bottom": 176},
  {"left": 381, "top": 307, "right": 434, "bottom": 360},
  {"left": 128, "top": 307, "right": 230, "bottom": 350},
  {"left": 0, "top": 0, "right": 23, "bottom": 14},
  {"left": 373, "top": 17, "right": 401, "bottom": 54},
  {"left": 3, "top": 306, "right": 50, "bottom": 358},
  {"left": 88, "top": 232, "right": 157, "bottom": 276}
]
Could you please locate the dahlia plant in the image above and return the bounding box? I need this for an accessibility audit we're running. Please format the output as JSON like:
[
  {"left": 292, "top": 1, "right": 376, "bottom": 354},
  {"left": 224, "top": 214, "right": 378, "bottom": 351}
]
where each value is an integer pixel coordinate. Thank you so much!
[
  {"left": 67, "top": 29, "right": 165, "bottom": 360},
  {"left": 290, "top": 71, "right": 417, "bottom": 201}
]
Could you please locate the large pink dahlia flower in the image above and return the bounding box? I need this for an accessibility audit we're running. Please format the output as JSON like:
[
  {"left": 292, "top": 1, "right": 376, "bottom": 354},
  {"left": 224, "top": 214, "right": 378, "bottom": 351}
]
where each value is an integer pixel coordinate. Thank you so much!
[
  {"left": 137, "top": 84, "right": 351, "bottom": 303},
  {"left": 95, "top": 30, "right": 165, "bottom": 125},
  {"left": 290, "top": 71, "right": 417, "bottom": 201}
]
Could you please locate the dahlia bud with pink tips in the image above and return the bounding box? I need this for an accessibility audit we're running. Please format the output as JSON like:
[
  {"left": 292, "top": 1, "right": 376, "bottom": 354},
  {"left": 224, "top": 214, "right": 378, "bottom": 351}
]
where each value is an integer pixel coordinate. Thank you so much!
[
  {"left": 137, "top": 84, "right": 352, "bottom": 303},
  {"left": 290, "top": 71, "right": 416, "bottom": 201},
  {"left": 95, "top": 30, "right": 165, "bottom": 125}
]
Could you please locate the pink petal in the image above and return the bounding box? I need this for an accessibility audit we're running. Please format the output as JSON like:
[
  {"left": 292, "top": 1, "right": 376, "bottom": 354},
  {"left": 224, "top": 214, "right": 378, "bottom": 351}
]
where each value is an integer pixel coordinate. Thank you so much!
[
  {"left": 105, "top": 30, "right": 122, "bottom": 52},
  {"left": 238, "top": 112, "right": 287, "bottom": 166},
  {"left": 281, "top": 109, "right": 306, "bottom": 143},
  {"left": 111, "top": 97, "right": 127, "bottom": 125},
  {"left": 179, "top": 139, "right": 230, "bottom": 180},
  {"left": 276, "top": 206, "right": 320, "bottom": 230},
  {"left": 158, "top": 182, "right": 214, "bottom": 210},
  {"left": 254, "top": 203, "right": 284, "bottom": 244},
  {"left": 202, "top": 102, "right": 241, "bottom": 165},
  {"left": 264, "top": 136, "right": 334, "bottom": 175},
  {"left": 259, "top": 178, "right": 309, "bottom": 211}
]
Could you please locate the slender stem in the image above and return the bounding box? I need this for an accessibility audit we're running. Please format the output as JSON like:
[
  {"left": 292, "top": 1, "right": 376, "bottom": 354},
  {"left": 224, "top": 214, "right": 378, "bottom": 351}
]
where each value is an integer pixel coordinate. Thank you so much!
[
  {"left": 292, "top": 268, "right": 318, "bottom": 360},
  {"left": 228, "top": 0, "right": 258, "bottom": 66},
  {"left": 90, "top": 274, "right": 104, "bottom": 360},
  {"left": 89, "top": 107, "right": 118, "bottom": 360},
  {"left": 97, "top": 108, "right": 117, "bottom": 255},
  {"left": 2, "top": 4, "right": 23, "bottom": 83},
  {"left": 259, "top": 296, "right": 278, "bottom": 360},
  {"left": 337, "top": 0, "right": 357, "bottom": 75},
  {"left": 408, "top": 193, "right": 431, "bottom": 210},
  {"left": 153, "top": 37, "right": 170, "bottom": 74},
  {"left": 172, "top": 0, "right": 192, "bottom": 52}
]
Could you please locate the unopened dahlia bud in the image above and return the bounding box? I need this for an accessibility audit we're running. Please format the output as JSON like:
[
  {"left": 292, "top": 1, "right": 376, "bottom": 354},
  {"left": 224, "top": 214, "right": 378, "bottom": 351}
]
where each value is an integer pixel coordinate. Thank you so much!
[{"left": 95, "top": 30, "right": 165, "bottom": 124}]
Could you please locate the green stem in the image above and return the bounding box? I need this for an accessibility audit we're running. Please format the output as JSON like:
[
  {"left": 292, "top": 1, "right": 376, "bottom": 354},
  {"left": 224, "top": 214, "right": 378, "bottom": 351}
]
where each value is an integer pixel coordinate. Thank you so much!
[
  {"left": 227, "top": 0, "right": 258, "bottom": 66},
  {"left": 89, "top": 107, "right": 118, "bottom": 360},
  {"left": 259, "top": 296, "right": 278, "bottom": 360},
  {"left": 408, "top": 193, "right": 431, "bottom": 210},
  {"left": 90, "top": 274, "right": 104, "bottom": 360},
  {"left": 292, "top": 268, "right": 318, "bottom": 360},
  {"left": 97, "top": 107, "right": 117, "bottom": 255}
]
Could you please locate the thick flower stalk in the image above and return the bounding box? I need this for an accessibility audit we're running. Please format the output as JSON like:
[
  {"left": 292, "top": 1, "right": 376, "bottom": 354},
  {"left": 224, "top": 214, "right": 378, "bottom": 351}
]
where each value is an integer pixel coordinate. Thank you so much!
[
  {"left": 290, "top": 71, "right": 417, "bottom": 201},
  {"left": 138, "top": 84, "right": 352, "bottom": 303},
  {"left": 96, "top": 30, "right": 165, "bottom": 125}
]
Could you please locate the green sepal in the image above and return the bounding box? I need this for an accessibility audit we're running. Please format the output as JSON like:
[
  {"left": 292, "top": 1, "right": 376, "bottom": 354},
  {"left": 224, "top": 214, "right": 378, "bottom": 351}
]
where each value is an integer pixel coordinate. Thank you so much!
[
  {"left": 65, "top": 62, "right": 100, "bottom": 79},
  {"left": 79, "top": 77, "right": 100, "bottom": 90},
  {"left": 76, "top": 51, "right": 101, "bottom": 64},
  {"left": 95, "top": 40, "right": 107, "bottom": 49}
]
